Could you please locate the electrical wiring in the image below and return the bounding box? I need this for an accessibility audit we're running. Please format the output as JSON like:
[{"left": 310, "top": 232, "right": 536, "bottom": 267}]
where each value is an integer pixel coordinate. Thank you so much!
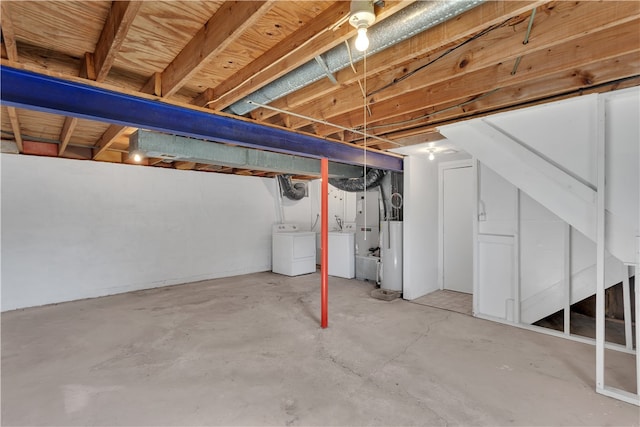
[
  {"left": 367, "top": 18, "right": 512, "bottom": 98},
  {"left": 375, "top": 75, "right": 640, "bottom": 139},
  {"left": 345, "top": 39, "right": 372, "bottom": 117},
  {"left": 359, "top": 88, "right": 501, "bottom": 132}
]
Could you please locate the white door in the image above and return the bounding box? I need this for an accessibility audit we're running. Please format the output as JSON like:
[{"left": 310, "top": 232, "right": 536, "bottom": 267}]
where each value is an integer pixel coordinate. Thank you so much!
[{"left": 443, "top": 166, "right": 473, "bottom": 293}]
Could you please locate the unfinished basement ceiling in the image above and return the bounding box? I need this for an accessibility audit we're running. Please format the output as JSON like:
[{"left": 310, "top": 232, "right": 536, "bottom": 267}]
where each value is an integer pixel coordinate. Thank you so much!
[{"left": 1, "top": 1, "right": 639, "bottom": 177}]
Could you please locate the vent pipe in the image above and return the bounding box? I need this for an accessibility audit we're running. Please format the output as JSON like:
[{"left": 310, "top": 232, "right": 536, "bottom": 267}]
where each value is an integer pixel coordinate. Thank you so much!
[
  {"left": 278, "top": 174, "right": 307, "bottom": 200},
  {"left": 329, "top": 168, "right": 385, "bottom": 192},
  {"left": 225, "top": 0, "right": 482, "bottom": 116}
]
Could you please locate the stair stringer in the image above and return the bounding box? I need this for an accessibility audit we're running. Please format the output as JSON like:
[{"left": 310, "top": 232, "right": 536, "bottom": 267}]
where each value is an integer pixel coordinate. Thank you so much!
[
  {"left": 520, "top": 254, "right": 629, "bottom": 324},
  {"left": 439, "top": 119, "right": 635, "bottom": 264}
]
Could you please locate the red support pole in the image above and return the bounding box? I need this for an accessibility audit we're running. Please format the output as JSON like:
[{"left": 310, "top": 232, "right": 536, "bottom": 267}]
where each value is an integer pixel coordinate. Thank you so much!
[{"left": 321, "top": 158, "right": 329, "bottom": 328}]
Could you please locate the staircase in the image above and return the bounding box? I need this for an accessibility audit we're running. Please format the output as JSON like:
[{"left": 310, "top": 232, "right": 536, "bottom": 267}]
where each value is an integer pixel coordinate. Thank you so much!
[
  {"left": 520, "top": 253, "right": 630, "bottom": 324},
  {"left": 439, "top": 89, "right": 639, "bottom": 324}
]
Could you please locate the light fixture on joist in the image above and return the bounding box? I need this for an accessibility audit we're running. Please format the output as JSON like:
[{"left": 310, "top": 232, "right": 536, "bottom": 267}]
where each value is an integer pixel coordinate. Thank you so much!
[{"left": 349, "top": 1, "right": 375, "bottom": 52}]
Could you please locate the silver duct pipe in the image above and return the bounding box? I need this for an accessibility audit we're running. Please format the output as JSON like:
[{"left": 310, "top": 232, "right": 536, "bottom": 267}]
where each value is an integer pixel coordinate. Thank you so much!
[
  {"left": 278, "top": 174, "right": 307, "bottom": 200},
  {"left": 225, "top": 0, "right": 483, "bottom": 116},
  {"left": 329, "top": 168, "right": 385, "bottom": 192}
]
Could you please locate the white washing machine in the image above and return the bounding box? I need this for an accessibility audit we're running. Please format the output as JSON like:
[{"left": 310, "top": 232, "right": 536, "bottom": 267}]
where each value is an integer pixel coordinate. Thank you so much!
[
  {"left": 328, "top": 230, "right": 355, "bottom": 279},
  {"left": 272, "top": 224, "right": 316, "bottom": 276}
]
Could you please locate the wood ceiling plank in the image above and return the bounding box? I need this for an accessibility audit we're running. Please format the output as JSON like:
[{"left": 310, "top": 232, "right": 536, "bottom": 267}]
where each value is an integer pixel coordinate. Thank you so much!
[
  {"left": 321, "top": 33, "right": 640, "bottom": 139},
  {"left": 358, "top": 53, "right": 640, "bottom": 147},
  {"left": 1, "top": 1, "right": 18, "bottom": 61},
  {"left": 287, "top": 1, "right": 640, "bottom": 131},
  {"left": 161, "top": 1, "right": 277, "bottom": 98},
  {"left": 94, "top": 1, "right": 142, "bottom": 82},
  {"left": 366, "top": 74, "right": 640, "bottom": 149},
  {"left": 209, "top": 0, "right": 414, "bottom": 111},
  {"left": 61, "top": 3, "right": 141, "bottom": 155},
  {"left": 6, "top": 2, "right": 111, "bottom": 59},
  {"left": 249, "top": 0, "right": 546, "bottom": 122},
  {"left": 206, "top": 1, "right": 352, "bottom": 111}
]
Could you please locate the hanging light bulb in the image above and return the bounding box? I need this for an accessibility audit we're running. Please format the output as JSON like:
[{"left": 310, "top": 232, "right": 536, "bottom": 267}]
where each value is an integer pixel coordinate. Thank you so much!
[
  {"left": 130, "top": 151, "right": 144, "bottom": 163},
  {"left": 350, "top": 1, "right": 375, "bottom": 52},
  {"left": 428, "top": 151, "right": 435, "bottom": 161},
  {"left": 355, "top": 27, "right": 369, "bottom": 52}
]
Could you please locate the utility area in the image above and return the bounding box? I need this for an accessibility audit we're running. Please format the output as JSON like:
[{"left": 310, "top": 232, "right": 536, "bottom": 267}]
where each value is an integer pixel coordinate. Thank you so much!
[{"left": 1, "top": 0, "right": 639, "bottom": 425}]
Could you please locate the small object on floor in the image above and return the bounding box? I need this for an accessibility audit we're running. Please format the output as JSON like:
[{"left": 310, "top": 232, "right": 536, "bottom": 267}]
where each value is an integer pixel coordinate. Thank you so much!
[{"left": 371, "top": 288, "right": 401, "bottom": 301}]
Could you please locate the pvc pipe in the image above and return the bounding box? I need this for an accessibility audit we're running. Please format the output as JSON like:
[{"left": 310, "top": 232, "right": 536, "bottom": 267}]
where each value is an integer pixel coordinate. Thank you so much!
[{"left": 321, "top": 158, "right": 329, "bottom": 328}]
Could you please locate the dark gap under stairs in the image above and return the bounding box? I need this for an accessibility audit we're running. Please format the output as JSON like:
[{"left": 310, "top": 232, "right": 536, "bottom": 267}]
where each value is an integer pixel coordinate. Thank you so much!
[{"left": 534, "top": 277, "right": 636, "bottom": 347}]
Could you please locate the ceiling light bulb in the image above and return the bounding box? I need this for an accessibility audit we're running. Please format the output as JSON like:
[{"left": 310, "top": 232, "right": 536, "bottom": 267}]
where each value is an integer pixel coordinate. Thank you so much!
[
  {"left": 428, "top": 151, "right": 435, "bottom": 161},
  {"left": 133, "top": 153, "right": 142, "bottom": 163},
  {"left": 355, "top": 27, "right": 369, "bottom": 51}
]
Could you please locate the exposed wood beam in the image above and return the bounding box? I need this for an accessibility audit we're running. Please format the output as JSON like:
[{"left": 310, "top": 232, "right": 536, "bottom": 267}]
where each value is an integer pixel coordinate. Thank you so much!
[
  {"left": 148, "top": 157, "right": 165, "bottom": 166},
  {"left": 311, "top": 14, "right": 640, "bottom": 136},
  {"left": 93, "top": 124, "right": 130, "bottom": 159},
  {"left": 62, "top": 2, "right": 140, "bottom": 157},
  {"left": 89, "top": 1, "right": 274, "bottom": 155},
  {"left": 1, "top": 1, "right": 18, "bottom": 61},
  {"left": 191, "top": 88, "right": 215, "bottom": 108},
  {"left": 196, "top": 163, "right": 223, "bottom": 171},
  {"left": 250, "top": 0, "right": 546, "bottom": 122},
  {"left": 288, "top": 1, "right": 640, "bottom": 131},
  {"left": 174, "top": 161, "right": 197, "bottom": 170},
  {"left": 206, "top": 1, "right": 354, "bottom": 111},
  {"left": 94, "top": 1, "right": 142, "bottom": 82},
  {"left": 362, "top": 57, "right": 640, "bottom": 148},
  {"left": 1, "top": 2, "right": 22, "bottom": 152},
  {"left": 161, "top": 1, "right": 276, "bottom": 98},
  {"left": 58, "top": 117, "right": 78, "bottom": 156},
  {"left": 59, "top": 53, "right": 97, "bottom": 156},
  {"left": 139, "top": 72, "right": 162, "bottom": 97},
  {"left": 81, "top": 52, "right": 98, "bottom": 81},
  {"left": 209, "top": 0, "right": 414, "bottom": 111},
  {"left": 92, "top": 72, "right": 159, "bottom": 159},
  {"left": 367, "top": 75, "right": 640, "bottom": 148},
  {"left": 6, "top": 107, "right": 23, "bottom": 153},
  {"left": 0, "top": 63, "right": 403, "bottom": 171}
]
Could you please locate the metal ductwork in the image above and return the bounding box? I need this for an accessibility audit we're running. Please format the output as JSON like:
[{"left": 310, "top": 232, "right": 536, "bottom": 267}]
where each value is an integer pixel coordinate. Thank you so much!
[
  {"left": 278, "top": 174, "right": 307, "bottom": 200},
  {"left": 329, "top": 168, "right": 385, "bottom": 192},
  {"left": 225, "top": 0, "right": 483, "bottom": 116}
]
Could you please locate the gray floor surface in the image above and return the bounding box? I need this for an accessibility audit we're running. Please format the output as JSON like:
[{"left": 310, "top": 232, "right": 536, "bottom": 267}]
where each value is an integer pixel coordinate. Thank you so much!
[{"left": 2, "top": 272, "right": 638, "bottom": 426}]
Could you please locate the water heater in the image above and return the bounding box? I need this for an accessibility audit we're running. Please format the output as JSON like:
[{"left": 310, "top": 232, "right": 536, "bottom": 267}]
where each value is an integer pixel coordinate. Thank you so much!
[{"left": 380, "top": 220, "right": 402, "bottom": 292}]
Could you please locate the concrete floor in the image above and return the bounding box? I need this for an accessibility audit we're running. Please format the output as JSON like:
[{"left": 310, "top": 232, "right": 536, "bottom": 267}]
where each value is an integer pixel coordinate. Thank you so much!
[{"left": 2, "top": 272, "right": 638, "bottom": 426}]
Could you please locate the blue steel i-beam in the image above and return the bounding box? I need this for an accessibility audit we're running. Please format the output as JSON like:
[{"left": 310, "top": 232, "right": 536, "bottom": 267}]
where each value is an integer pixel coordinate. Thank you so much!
[{"left": 0, "top": 66, "right": 403, "bottom": 172}]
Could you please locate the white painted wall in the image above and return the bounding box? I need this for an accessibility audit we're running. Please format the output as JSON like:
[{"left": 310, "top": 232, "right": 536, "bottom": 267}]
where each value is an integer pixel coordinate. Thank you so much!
[
  {"left": 1, "top": 154, "right": 286, "bottom": 311},
  {"left": 487, "top": 96, "right": 598, "bottom": 186},
  {"left": 477, "top": 164, "right": 517, "bottom": 236},
  {"left": 442, "top": 88, "right": 639, "bottom": 323},
  {"left": 1, "top": 154, "right": 356, "bottom": 311},
  {"left": 519, "top": 192, "right": 564, "bottom": 303},
  {"left": 477, "top": 162, "right": 630, "bottom": 324},
  {"left": 440, "top": 162, "right": 474, "bottom": 293},
  {"left": 402, "top": 155, "right": 439, "bottom": 300},
  {"left": 279, "top": 179, "right": 355, "bottom": 232}
]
